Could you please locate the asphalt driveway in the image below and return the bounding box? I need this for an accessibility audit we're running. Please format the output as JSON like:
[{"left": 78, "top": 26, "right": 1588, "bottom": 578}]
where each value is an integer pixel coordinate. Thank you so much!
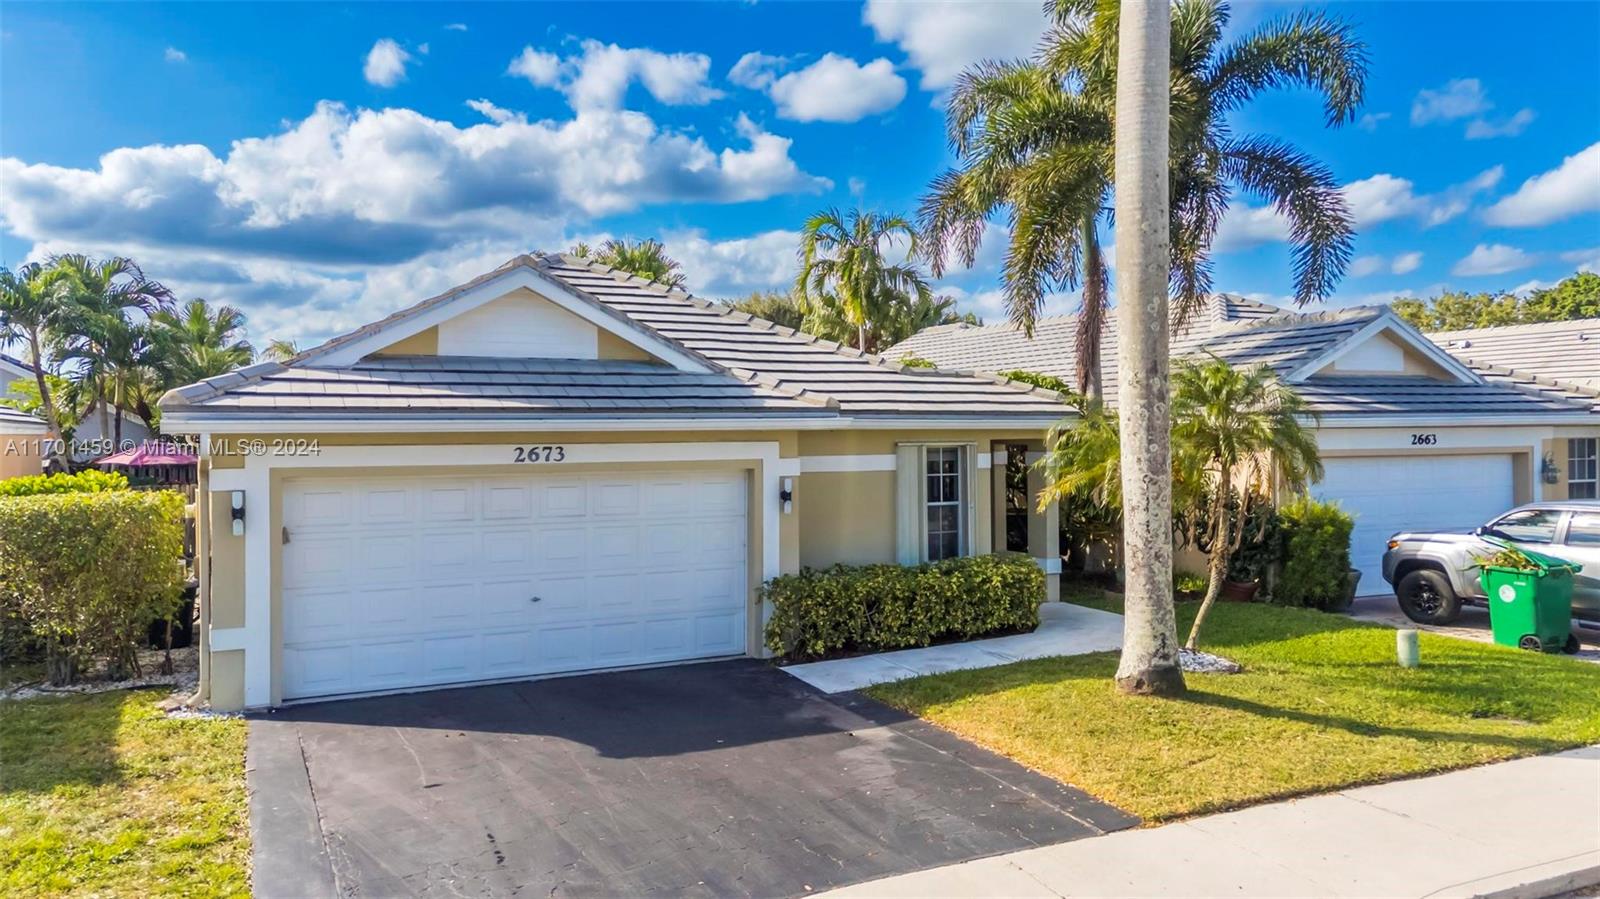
[{"left": 247, "top": 660, "right": 1135, "bottom": 898}]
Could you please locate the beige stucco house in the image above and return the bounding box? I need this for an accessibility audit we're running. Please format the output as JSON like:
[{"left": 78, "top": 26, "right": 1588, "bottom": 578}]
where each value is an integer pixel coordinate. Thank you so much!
[
  {"left": 892, "top": 301, "right": 1600, "bottom": 592},
  {"left": 161, "top": 254, "right": 1073, "bottom": 710},
  {"left": 0, "top": 404, "right": 49, "bottom": 480}
]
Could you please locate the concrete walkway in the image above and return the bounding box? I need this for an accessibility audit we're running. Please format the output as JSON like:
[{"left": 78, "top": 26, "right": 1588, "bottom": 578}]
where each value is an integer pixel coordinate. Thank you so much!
[
  {"left": 825, "top": 745, "right": 1600, "bottom": 899},
  {"left": 781, "top": 602, "right": 1124, "bottom": 694}
]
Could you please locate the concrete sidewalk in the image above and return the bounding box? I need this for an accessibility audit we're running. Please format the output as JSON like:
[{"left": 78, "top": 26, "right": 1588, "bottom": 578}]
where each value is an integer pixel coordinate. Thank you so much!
[
  {"left": 826, "top": 745, "right": 1600, "bottom": 899},
  {"left": 781, "top": 602, "right": 1124, "bottom": 694}
]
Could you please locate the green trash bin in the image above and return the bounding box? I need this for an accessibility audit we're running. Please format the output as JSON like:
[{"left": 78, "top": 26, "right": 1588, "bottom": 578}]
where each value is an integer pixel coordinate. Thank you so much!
[{"left": 1477, "top": 541, "right": 1582, "bottom": 653}]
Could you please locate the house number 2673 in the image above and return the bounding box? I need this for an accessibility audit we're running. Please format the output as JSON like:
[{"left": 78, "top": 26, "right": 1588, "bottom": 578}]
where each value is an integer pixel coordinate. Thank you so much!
[{"left": 513, "top": 445, "right": 566, "bottom": 462}]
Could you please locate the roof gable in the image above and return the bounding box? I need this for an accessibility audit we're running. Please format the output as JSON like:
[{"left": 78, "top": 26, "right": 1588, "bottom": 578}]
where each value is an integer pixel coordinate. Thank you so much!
[
  {"left": 306, "top": 260, "right": 714, "bottom": 373},
  {"left": 1279, "top": 310, "right": 1481, "bottom": 385}
]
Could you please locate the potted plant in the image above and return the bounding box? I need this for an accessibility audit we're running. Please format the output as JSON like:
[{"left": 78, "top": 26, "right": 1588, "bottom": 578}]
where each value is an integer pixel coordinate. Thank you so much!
[{"left": 1221, "top": 501, "right": 1281, "bottom": 602}]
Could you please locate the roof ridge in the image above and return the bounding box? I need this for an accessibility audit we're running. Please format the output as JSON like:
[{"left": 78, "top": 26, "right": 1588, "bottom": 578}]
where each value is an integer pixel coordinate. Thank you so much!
[
  {"left": 1459, "top": 357, "right": 1600, "bottom": 401},
  {"left": 544, "top": 252, "right": 1063, "bottom": 404},
  {"left": 1430, "top": 317, "right": 1600, "bottom": 339}
]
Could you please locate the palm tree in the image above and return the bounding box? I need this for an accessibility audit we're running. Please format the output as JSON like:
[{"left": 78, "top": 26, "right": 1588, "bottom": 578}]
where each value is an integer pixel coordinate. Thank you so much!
[
  {"left": 1112, "top": 0, "right": 1186, "bottom": 696},
  {"left": 0, "top": 262, "right": 74, "bottom": 463},
  {"left": 571, "top": 238, "right": 687, "bottom": 289},
  {"left": 261, "top": 339, "right": 300, "bottom": 362},
  {"left": 796, "top": 208, "right": 932, "bottom": 352},
  {"left": 152, "top": 298, "right": 255, "bottom": 386},
  {"left": 1173, "top": 357, "right": 1320, "bottom": 649},
  {"left": 920, "top": 0, "right": 1363, "bottom": 398},
  {"left": 721, "top": 291, "right": 808, "bottom": 331},
  {"left": 50, "top": 255, "right": 173, "bottom": 445}
]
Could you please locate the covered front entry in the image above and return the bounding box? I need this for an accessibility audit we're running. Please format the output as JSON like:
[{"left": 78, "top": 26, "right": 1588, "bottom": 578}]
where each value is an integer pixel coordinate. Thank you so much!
[
  {"left": 1316, "top": 454, "right": 1515, "bottom": 594},
  {"left": 280, "top": 469, "right": 749, "bottom": 700}
]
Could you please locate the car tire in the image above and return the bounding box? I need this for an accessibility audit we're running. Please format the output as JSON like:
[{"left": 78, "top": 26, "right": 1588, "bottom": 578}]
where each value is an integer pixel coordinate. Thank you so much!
[{"left": 1395, "top": 569, "right": 1461, "bottom": 624}]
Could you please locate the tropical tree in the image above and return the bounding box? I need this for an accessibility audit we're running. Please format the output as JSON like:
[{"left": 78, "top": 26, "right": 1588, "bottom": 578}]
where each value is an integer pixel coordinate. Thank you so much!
[
  {"left": 261, "top": 339, "right": 300, "bottom": 362},
  {"left": 1172, "top": 357, "right": 1321, "bottom": 648},
  {"left": 571, "top": 238, "right": 687, "bottom": 289},
  {"left": 1391, "top": 272, "right": 1600, "bottom": 331},
  {"left": 152, "top": 298, "right": 255, "bottom": 386},
  {"left": 721, "top": 291, "right": 807, "bottom": 331},
  {"left": 920, "top": 0, "right": 1363, "bottom": 399},
  {"left": 0, "top": 263, "right": 74, "bottom": 461},
  {"left": 796, "top": 208, "right": 932, "bottom": 352},
  {"left": 50, "top": 255, "right": 173, "bottom": 444},
  {"left": 0, "top": 372, "right": 83, "bottom": 437},
  {"left": 1112, "top": 0, "right": 1186, "bottom": 695}
]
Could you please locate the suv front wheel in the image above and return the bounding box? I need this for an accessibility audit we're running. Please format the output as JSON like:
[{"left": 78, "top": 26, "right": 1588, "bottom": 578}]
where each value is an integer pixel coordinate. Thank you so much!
[{"left": 1396, "top": 569, "right": 1462, "bottom": 624}]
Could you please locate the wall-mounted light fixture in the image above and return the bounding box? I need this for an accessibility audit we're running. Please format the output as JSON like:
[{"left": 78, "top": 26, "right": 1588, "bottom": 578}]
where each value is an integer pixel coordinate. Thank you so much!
[
  {"left": 1541, "top": 453, "right": 1561, "bottom": 485},
  {"left": 779, "top": 477, "right": 794, "bottom": 515},
  {"left": 230, "top": 490, "right": 246, "bottom": 536}
]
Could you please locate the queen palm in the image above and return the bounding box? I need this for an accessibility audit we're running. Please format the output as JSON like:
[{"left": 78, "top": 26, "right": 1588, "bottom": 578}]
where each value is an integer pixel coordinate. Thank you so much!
[
  {"left": 1173, "top": 356, "right": 1321, "bottom": 649},
  {"left": 796, "top": 208, "right": 932, "bottom": 353},
  {"left": 0, "top": 262, "right": 75, "bottom": 463},
  {"left": 921, "top": 0, "right": 1364, "bottom": 399}
]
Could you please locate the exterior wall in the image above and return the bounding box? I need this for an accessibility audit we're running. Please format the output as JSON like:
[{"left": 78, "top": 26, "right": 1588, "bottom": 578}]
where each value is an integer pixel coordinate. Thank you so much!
[
  {"left": 0, "top": 430, "right": 45, "bottom": 479},
  {"left": 1320, "top": 333, "right": 1452, "bottom": 378},
  {"left": 596, "top": 330, "right": 661, "bottom": 362},
  {"left": 1541, "top": 425, "right": 1600, "bottom": 500},
  {"left": 197, "top": 424, "right": 1057, "bottom": 710},
  {"left": 373, "top": 327, "right": 439, "bottom": 356}
]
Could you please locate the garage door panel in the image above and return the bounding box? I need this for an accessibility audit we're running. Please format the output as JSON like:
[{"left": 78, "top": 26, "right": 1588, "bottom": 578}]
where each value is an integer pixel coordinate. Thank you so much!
[
  {"left": 1317, "top": 454, "right": 1512, "bottom": 594},
  {"left": 282, "top": 470, "right": 748, "bottom": 700}
]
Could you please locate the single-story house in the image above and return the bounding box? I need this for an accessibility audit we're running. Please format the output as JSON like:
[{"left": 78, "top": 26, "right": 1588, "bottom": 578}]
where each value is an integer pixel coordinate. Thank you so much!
[
  {"left": 2, "top": 351, "right": 153, "bottom": 460},
  {"left": 0, "top": 352, "right": 32, "bottom": 397},
  {"left": 891, "top": 301, "right": 1600, "bottom": 592},
  {"left": 161, "top": 254, "right": 1073, "bottom": 710},
  {"left": 0, "top": 404, "right": 49, "bottom": 480}
]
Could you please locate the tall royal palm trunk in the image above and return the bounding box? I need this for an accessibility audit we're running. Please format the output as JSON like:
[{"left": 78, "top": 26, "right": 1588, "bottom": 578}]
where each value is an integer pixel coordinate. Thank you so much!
[
  {"left": 26, "top": 331, "right": 68, "bottom": 469},
  {"left": 1112, "top": 0, "right": 1186, "bottom": 695},
  {"left": 1076, "top": 216, "right": 1108, "bottom": 402}
]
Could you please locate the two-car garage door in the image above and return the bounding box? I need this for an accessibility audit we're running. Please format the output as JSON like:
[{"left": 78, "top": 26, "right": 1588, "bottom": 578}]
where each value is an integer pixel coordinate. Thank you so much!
[
  {"left": 1316, "top": 454, "right": 1514, "bottom": 595},
  {"left": 281, "top": 470, "right": 749, "bottom": 700}
]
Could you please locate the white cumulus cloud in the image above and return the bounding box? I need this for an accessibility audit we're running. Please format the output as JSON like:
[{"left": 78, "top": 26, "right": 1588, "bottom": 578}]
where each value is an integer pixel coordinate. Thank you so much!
[
  {"left": 663, "top": 228, "right": 801, "bottom": 298},
  {"left": 1465, "top": 108, "right": 1535, "bottom": 139},
  {"left": 1452, "top": 243, "right": 1536, "bottom": 277},
  {"left": 1482, "top": 141, "right": 1600, "bottom": 227},
  {"left": 507, "top": 41, "right": 722, "bottom": 111},
  {"left": 1560, "top": 246, "right": 1600, "bottom": 273},
  {"left": 363, "top": 38, "right": 412, "bottom": 88},
  {"left": 1391, "top": 251, "right": 1423, "bottom": 275},
  {"left": 766, "top": 54, "right": 906, "bottom": 123},
  {"left": 164, "top": 47, "right": 187, "bottom": 63},
  {"left": 465, "top": 98, "right": 522, "bottom": 125},
  {"left": 1348, "top": 255, "right": 1385, "bottom": 278},
  {"left": 728, "top": 52, "right": 789, "bottom": 90},
  {"left": 1411, "top": 78, "right": 1491, "bottom": 125},
  {"left": 863, "top": 0, "right": 1048, "bottom": 90}
]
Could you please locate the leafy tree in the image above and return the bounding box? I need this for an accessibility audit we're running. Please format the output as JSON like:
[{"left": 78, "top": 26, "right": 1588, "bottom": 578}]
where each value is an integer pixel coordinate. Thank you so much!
[
  {"left": 796, "top": 208, "right": 932, "bottom": 352},
  {"left": 721, "top": 291, "right": 807, "bottom": 331},
  {"left": 0, "top": 262, "right": 75, "bottom": 462},
  {"left": 49, "top": 255, "right": 173, "bottom": 444},
  {"left": 261, "top": 338, "right": 301, "bottom": 362},
  {"left": 1391, "top": 272, "right": 1600, "bottom": 331},
  {"left": 152, "top": 298, "right": 255, "bottom": 386},
  {"left": 1171, "top": 357, "right": 1321, "bottom": 649},
  {"left": 571, "top": 238, "right": 687, "bottom": 289},
  {"left": 0, "top": 372, "right": 82, "bottom": 437},
  {"left": 921, "top": 0, "right": 1364, "bottom": 399}
]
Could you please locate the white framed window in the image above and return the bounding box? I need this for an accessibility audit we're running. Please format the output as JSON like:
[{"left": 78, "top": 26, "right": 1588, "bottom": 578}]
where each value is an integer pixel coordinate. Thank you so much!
[
  {"left": 925, "top": 446, "right": 966, "bottom": 560},
  {"left": 1570, "top": 438, "right": 1598, "bottom": 499}
]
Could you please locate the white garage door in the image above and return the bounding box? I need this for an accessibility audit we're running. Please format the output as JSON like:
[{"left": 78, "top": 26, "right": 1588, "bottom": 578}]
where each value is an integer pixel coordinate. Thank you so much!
[
  {"left": 281, "top": 470, "right": 748, "bottom": 700},
  {"left": 1315, "top": 454, "right": 1514, "bottom": 595}
]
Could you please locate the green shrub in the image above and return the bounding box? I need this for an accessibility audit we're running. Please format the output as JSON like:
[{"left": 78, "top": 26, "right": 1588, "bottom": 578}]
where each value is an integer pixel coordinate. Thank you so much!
[
  {"left": 1274, "top": 496, "right": 1354, "bottom": 608},
  {"left": 763, "top": 553, "right": 1044, "bottom": 658},
  {"left": 0, "top": 469, "right": 128, "bottom": 497},
  {"left": 0, "top": 490, "right": 185, "bottom": 683}
]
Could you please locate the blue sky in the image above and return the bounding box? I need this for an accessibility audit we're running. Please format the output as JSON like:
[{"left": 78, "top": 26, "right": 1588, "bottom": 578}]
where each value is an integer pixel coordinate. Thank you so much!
[{"left": 2, "top": 1, "right": 1597, "bottom": 345}]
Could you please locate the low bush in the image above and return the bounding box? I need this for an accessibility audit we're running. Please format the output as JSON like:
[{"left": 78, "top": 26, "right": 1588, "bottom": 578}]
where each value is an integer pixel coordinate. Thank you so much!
[
  {"left": 0, "top": 469, "right": 128, "bottom": 497},
  {"left": 763, "top": 553, "right": 1043, "bottom": 659},
  {"left": 0, "top": 490, "right": 185, "bottom": 683},
  {"left": 1274, "top": 496, "right": 1354, "bottom": 609}
]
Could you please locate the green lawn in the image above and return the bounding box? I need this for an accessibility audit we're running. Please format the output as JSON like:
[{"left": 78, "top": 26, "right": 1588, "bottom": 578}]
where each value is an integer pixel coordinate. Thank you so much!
[
  {"left": 0, "top": 689, "right": 250, "bottom": 897},
  {"left": 869, "top": 591, "right": 1600, "bottom": 822}
]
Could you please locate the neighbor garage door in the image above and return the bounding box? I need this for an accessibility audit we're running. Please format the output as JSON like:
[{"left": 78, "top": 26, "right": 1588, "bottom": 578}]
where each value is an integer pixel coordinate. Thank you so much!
[
  {"left": 280, "top": 470, "right": 748, "bottom": 700},
  {"left": 1315, "top": 454, "right": 1514, "bottom": 595}
]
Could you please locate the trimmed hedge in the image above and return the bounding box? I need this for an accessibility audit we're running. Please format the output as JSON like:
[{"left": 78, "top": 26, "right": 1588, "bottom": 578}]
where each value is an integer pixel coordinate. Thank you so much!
[
  {"left": 1274, "top": 495, "right": 1354, "bottom": 609},
  {"left": 762, "top": 553, "right": 1044, "bottom": 659},
  {"left": 0, "top": 489, "right": 185, "bottom": 683},
  {"left": 0, "top": 469, "right": 128, "bottom": 497}
]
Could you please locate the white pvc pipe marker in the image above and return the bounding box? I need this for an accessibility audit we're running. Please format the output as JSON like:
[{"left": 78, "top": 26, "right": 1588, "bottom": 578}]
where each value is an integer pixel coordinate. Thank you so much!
[{"left": 1397, "top": 629, "right": 1420, "bottom": 668}]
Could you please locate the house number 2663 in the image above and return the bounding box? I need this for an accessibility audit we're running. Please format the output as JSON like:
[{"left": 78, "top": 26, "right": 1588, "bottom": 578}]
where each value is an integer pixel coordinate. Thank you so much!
[
  {"left": 513, "top": 445, "right": 566, "bottom": 463},
  {"left": 1410, "top": 433, "right": 1438, "bottom": 446}
]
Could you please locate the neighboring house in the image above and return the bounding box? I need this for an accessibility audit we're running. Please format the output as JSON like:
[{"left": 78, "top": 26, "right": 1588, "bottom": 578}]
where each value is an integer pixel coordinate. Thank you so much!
[
  {"left": 0, "top": 405, "right": 49, "bottom": 480},
  {"left": 1429, "top": 318, "right": 1600, "bottom": 500},
  {"left": 0, "top": 352, "right": 32, "bottom": 397},
  {"left": 891, "top": 300, "right": 1600, "bottom": 593},
  {"left": 71, "top": 399, "right": 153, "bottom": 462},
  {"left": 160, "top": 254, "right": 1070, "bottom": 710}
]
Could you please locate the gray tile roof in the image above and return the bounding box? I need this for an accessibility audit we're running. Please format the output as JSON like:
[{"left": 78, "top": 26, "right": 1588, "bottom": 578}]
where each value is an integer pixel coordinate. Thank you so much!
[
  {"left": 1429, "top": 318, "right": 1600, "bottom": 390},
  {"left": 162, "top": 254, "right": 1068, "bottom": 423},
  {"left": 0, "top": 404, "right": 47, "bottom": 430},
  {"left": 889, "top": 300, "right": 1597, "bottom": 420}
]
